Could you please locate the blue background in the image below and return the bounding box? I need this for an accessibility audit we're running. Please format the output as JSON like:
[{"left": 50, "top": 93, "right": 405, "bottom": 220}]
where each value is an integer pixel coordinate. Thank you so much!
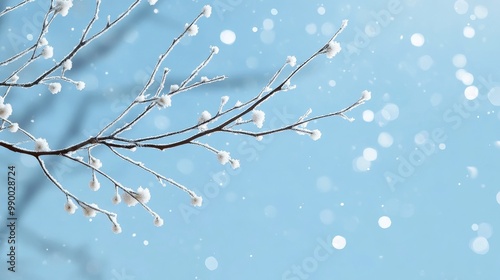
[{"left": 1, "top": 0, "right": 500, "bottom": 279}]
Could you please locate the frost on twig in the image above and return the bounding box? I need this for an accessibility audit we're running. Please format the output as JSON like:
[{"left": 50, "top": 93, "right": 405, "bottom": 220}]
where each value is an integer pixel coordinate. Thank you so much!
[{"left": 0, "top": 3, "right": 370, "bottom": 233}]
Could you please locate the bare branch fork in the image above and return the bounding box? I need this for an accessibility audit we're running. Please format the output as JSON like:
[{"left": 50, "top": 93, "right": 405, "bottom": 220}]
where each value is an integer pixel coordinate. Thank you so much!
[{"left": 0, "top": 1, "right": 371, "bottom": 233}]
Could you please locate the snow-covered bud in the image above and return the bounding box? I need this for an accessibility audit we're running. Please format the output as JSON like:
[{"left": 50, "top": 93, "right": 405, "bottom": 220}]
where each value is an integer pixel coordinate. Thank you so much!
[
  {"left": 191, "top": 195, "right": 203, "bottom": 207},
  {"left": 112, "top": 193, "right": 121, "bottom": 204},
  {"left": 156, "top": 94, "right": 172, "bottom": 108},
  {"left": 230, "top": 159, "right": 240, "bottom": 169},
  {"left": 62, "top": 59, "right": 72, "bottom": 71},
  {"left": 64, "top": 198, "right": 77, "bottom": 214},
  {"left": 198, "top": 110, "right": 211, "bottom": 131},
  {"left": 220, "top": 96, "right": 229, "bottom": 107},
  {"left": 54, "top": 0, "right": 73, "bottom": 17},
  {"left": 217, "top": 151, "right": 230, "bottom": 165},
  {"left": 9, "top": 74, "right": 19, "bottom": 83},
  {"left": 153, "top": 215, "right": 164, "bottom": 227},
  {"left": 185, "top": 23, "right": 199, "bottom": 36},
  {"left": 112, "top": 223, "right": 122, "bottom": 234},
  {"left": 122, "top": 191, "right": 138, "bottom": 207},
  {"left": 310, "top": 129, "right": 322, "bottom": 141},
  {"left": 360, "top": 90, "right": 371, "bottom": 102},
  {"left": 41, "top": 45, "right": 54, "bottom": 59},
  {"left": 170, "top": 84, "right": 179, "bottom": 92},
  {"left": 325, "top": 41, "right": 341, "bottom": 58},
  {"left": 0, "top": 102, "right": 13, "bottom": 119},
  {"left": 90, "top": 157, "right": 102, "bottom": 169},
  {"left": 286, "top": 56, "right": 297, "bottom": 67},
  {"left": 210, "top": 45, "right": 219, "bottom": 54},
  {"left": 202, "top": 5, "right": 212, "bottom": 18},
  {"left": 39, "top": 37, "right": 48, "bottom": 46},
  {"left": 48, "top": 83, "right": 61, "bottom": 94},
  {"left": 9, "top": 123, "right": 19, "bottom": 133},
  {"left": 252, "top": 110, "right": 265, "bottom": 128},
  {"left": 89, "top": 174, "right": 100, "bottom": 191},
  {"left": 35, "top": 138, "right": 50, "bottom": 152},
  {"left": 136, "top": 186, "right": 151, "bottom": 204},
  {"left": 75, "top": 81, "right": 85, "bottom": 91},
  {"left": 82, "top": 203, "right": 98, "bottom": 217}
]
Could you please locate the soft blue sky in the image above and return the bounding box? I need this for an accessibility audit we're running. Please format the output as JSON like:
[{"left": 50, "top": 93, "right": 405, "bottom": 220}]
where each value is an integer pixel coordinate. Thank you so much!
[{"left": 1, "top": 0, "right": 500, "bottom": 279}]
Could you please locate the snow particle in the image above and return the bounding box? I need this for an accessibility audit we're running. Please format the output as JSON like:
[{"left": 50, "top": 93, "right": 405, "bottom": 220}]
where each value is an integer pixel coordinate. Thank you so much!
[
  {"left": 464, "top": 86, "right": 478, "bottom": 100},
  {"left": 470, "top": 236, "right": 489, "bottom": 254},
  {"left": 454, "top": 0, "right": 469, "bottom": 15},
  {"left": 177, "top": 158, "right": 194, "bottom": 175},
  {"left": 205, "top": 256, "right": 218, "bottom": 271},
  {"left": 452, "top": 54, "right": 467, "bottom": 68},
  {"left": 363, "top": 147, "right": 378, "bottom": 162},
  {"left": 456, "top": 69, "right": 474, "bottom": 85},
  {"left": 317, "top": 6, "right": 326, "bottom": 15},
  {"left": 463, "top": 26, "right": 475, "bottom": 38},
  {"left": 220, "top": 30, "right": 236, "bottom": 45},
  {"left": 410, "top": 33, "right": 425, "bottom": 47},
  {"left": 381, "top": 103, "right": 399, "bottom": 121},
  {"left": 331, "top": 235, "right": 346, "bottom": 250},
  {"left": 319, "top": 209, "right": 334, "bottom": 225},
  {"left": 270, "top": 8, "right": 278, "bottom": 15},
  {"left": 378, "top": 216, "right": 392, "bottom": 229},
  {"left": 362, "top": 110, "right": 374, "bottom": 122},
  {"left": 305, "top": 23, "right": 317, "bottom": 35},
  {"left": 474, "top": 5, "right": 488, "bottom": 19},
  {"left": 353, "top": 156, "right": 371, "bottom": 172},
  {"left": 418, "top": 55, "right": 434, "bottom": 71},
  {"left": 378, "top": 132, "right": 394, "bottom": 148},
  {"left": 487, "top": 87, "right": 500, "bottom": 106},
  {"left": 316, "top": 176, "right": 332, "bottom": 193},
  {"left": 154, "top": 115, "right": 170, "bottom": 130},
  {"left": 477, "top": 223, "right": 492, "bottom": 238},
  {"left": 263, "top": 18, "right": 274, "bottom": 30},
  {"left": 321, "top": 22, "right": 335, "bottom": 36}
]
